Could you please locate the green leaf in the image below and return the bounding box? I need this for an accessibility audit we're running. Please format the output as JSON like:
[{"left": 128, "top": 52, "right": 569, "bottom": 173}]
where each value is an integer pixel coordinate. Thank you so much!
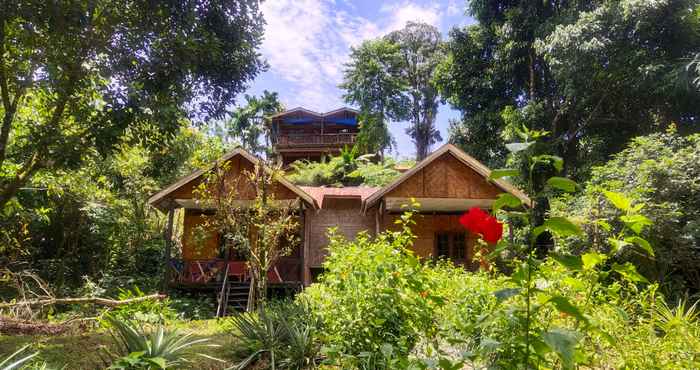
[
  {"left": 533, "top": 217, "right": 583, "bottom": 240},
  {"left": 486, "top": 240, "right": 509, "bottom": 259},
  {"left": 147, "top": 357, "right": 168, "bottom": 369},
  {"left": 494, "top": 288, "right": 522, "bottom": 302},
  {"left": 607, "top": 237, "right": 631, "bottom": 254},
  {"left": 505, "top": 142, "right": 533, "bottom": 153},
  {"left": 611, "top": 262, "right": 648, "bottom": 283},
  {"left": 603, "top": 191, "right": 631, "bottom": 211},
  {"left": 582, "top": 252, "right": 605, "bottom": 270},
  {"left": 620, "top": 214, "right": 652, "bottom": 234},
  {"left": 492, "top": 193, "right": 522, "bottom": 212},
  {"left": 625, "top": 236, "right": 654, "bottom": 256},
  {"left": 489, "top": 168, "right": 519, "bottom": 180},
  {"left": 547, "top": 177, "right": 578, "bottom": 193},
  {"left": 549, "top": 296, "right": 588, "bottom": 324},
  {"left": 542, "top": 328, "right": 581, "bottom": 370},
  {"left": 552, "top": 254, "right": 583, "bottom": 271},
  {"left": 533, "top": 155, "right": 564, "bottom": 172}
]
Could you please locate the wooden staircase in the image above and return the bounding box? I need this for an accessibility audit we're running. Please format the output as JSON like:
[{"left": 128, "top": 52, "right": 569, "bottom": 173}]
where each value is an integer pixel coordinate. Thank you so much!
[{"left": 217, "top": 280, "right": 250, "bottom": 316}]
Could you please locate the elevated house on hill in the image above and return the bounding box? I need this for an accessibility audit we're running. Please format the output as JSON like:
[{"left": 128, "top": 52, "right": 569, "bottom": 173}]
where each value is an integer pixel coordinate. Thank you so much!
[
  {"left": 148, "top": 107, "right": 530, "bottom": 312},
  {"left": 269, "top": 107, "right": 360, "bottom": 166}
]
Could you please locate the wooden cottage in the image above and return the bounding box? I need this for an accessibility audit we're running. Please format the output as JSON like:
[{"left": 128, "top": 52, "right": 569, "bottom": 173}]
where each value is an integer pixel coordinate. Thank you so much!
[
  {"left": 269, "top": 107, "right": 360, "bottom": 166},
  {"left": 148, "top": 143, "right": 530, "bottom": 303}
]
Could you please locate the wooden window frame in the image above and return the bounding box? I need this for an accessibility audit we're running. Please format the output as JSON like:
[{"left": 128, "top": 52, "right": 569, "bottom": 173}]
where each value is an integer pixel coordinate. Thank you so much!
[{"left": 434, "top": 232, "right": 468, "bottom": 264}]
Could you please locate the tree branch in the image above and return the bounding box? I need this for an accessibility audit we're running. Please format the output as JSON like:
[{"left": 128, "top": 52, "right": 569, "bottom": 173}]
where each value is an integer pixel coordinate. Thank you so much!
[{"left": 0, "top": 293, "right": 166, "bottom": 309}]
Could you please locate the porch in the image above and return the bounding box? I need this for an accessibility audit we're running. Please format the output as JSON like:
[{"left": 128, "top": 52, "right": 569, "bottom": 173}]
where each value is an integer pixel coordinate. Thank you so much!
[{"left": 168, "top": 257, "right": 303, "bottom": 287}]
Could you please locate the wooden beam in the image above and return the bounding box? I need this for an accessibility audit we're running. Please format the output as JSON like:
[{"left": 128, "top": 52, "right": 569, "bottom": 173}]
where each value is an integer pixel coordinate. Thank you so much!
[
  {"left": 174, "top": 198, "right": 299, "bottom": 210},
  {"left": 161, "top": 206, "right": 175, "bottom": 292},
  {"left": 385, "top": 197, "right": 494, "bottom": 212},
  {"left": 302, "top": 206, "right": 311, "bottom": 286}
]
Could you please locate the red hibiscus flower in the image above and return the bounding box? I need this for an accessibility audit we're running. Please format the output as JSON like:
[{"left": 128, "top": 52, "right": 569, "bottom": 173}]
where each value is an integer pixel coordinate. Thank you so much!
[{"left": 459, "top": 207, "right": 503, "bottom": 244}]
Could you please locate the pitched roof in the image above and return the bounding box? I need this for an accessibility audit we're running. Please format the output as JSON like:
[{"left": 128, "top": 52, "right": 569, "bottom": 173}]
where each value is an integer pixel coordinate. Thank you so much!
[
  {"left": 300, "top": 186, "right": 379, "bottom": 209},
  {"left": 269, "top": 107, "right": 359, "bottom": 119},
  {"left": 147, "top": 148, "right": 318, "bottom": 211},
  {"left": 362, "top": 144, "right": 532, "bottom": 211}
]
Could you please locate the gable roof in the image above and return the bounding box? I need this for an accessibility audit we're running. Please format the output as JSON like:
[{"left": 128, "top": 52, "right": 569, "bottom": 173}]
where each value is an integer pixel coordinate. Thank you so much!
[
  {"left": 147, "top": 148, "right": 318, "bottom": 211},
  {"left": 362, "top": 144, "right": 532, "bottom": 212},
  {"left": 269, "top": 107, "right": 359, "bottom": 119},
  {"left": 300, "top": 186, "right": 379, "bottom": 209}
]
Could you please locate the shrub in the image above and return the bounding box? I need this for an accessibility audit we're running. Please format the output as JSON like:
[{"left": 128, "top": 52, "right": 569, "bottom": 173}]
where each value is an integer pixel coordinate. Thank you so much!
[
  {"left": 287, "top": 148, "right": 400, "bottom": 187},
  {"left": 105, "top": 316, "right": 212, "bottom": 369},
  {"left": 228, "top": 300, "right": 321, "bottom": 369},
  {"left": 552, "top": 129, "right": 700, "bottom": 295},
  {"left": 107, "top": 287, "right": 179, "bottom": 325}
]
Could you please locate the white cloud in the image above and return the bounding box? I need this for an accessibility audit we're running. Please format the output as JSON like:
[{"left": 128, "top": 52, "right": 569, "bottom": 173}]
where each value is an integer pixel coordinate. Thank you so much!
[
  {"left": 380, "top": 1, "right": 442, "bottom": 31},
  {"left": 257, "top": 1, "right": 445, "bottom": 112},
  {"left": 446, "top": 0, "right": 461, "bottom": 17}
]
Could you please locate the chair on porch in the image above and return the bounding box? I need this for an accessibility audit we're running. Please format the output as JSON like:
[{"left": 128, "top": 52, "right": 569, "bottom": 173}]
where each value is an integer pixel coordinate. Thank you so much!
[
  {"left": 227, "top": 261, "right": 247, "bottom": 282},
  {"left": 169, "top": 259, "right": 185, "bottom": 283}
]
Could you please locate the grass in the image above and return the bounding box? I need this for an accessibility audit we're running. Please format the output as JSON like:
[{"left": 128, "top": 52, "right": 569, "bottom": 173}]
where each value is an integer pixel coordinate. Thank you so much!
[{"left": 0, "top": 319, "right": 237, "bottom": 369}]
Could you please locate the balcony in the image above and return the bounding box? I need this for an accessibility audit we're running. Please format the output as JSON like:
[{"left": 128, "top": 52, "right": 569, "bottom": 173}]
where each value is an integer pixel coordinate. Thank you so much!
[{"left": 276, "top": 133, "right": 357, "bottom": 148}]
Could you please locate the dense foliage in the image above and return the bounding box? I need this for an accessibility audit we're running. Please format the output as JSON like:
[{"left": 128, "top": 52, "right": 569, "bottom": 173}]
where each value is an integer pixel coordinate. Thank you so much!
[
  {"left": 437, "top": 0, "right": 700, "bottom": 176},
  {"left": 0, "top": 0, "right": 266, "bottom": 210},
  {"left": 286, "top": 148, "right": 401, "bottom": 187},
  {"left": 553, "top": 129, "right": 700, "bottom": 295}
]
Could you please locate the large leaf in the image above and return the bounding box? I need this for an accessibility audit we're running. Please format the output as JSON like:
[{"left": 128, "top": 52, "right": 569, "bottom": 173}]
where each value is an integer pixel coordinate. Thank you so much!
[
  {"left": 620, "top": 214, "right": 653, "bottom": 234},
  {"left": 552, "top": 254, "right": 583, "bottom": 271},
  {"left": 489, "top": 168, "right": 520, "bottom": 180},
  {"left": 603, "top": 191, "right": 631, "bottom": 211},
  {"left": 505, "top": 142, "right": 533, "bottom": 153},
  {"left": 582, "top": 252, "right": 605, "bottom": 270},
  {"left": 549, "top": 296, "right": 588, "bottom": 324},
  {"left": 533, "top": 217, "right": 583, "bottom": 240},
  {"left": 611, "top": 262, "right": 648, "bottom": 283},
  {"left": 547, "top": 177, "right": 578, "bottom": 193},
  {"left": 625, "top": 236, "right": 654, "bottom": 256},
  {"left": 492, "top": 193, "right": 522, "bottom": 212},
  {"left": 542, "top": 328, "right": 580, "bottom": 370}
]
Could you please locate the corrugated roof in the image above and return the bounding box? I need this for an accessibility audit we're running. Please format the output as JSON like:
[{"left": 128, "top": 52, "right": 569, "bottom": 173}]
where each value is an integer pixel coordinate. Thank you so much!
[{"left": 299, "top": 186, "right": 379, "bottom": 209}]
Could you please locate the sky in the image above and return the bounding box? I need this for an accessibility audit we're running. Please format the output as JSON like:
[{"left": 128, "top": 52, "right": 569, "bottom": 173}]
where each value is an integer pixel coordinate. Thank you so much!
[{"left": 242, "top": 0, "right": 475, "bottom": 159}]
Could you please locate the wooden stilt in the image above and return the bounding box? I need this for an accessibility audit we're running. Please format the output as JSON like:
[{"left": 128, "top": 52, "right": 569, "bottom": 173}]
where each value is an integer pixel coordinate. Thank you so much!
[{"left": 161, "top": 206, "right": 175, "bottom": 293}]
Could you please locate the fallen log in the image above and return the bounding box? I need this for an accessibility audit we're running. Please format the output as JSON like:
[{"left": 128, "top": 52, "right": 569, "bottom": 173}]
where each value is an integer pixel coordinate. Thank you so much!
[
  {"left": 0, "top": 317, "right": 70, "bottom": 335},
  {"left": 0, "top": 293, "right": 166, "bottom": 309}
]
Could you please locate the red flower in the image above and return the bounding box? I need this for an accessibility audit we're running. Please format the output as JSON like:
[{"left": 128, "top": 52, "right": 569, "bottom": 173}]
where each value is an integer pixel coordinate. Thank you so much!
[{"left": 459, "top": 207, "right": 503, "bottom": 244}]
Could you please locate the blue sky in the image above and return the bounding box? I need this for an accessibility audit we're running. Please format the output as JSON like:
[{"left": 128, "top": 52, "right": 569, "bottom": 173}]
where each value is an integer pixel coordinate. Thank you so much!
[{"left": 243, "top": 0, "right": 475, "bottom": 159}]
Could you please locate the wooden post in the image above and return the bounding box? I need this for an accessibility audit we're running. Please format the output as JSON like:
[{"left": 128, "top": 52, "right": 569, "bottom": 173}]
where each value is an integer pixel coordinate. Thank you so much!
[
  {"left": 161, "top": 206, "right": 175, "bottom": 292},
  {"left": 302, "top": 205, "right": 312, "bottom": 286}
]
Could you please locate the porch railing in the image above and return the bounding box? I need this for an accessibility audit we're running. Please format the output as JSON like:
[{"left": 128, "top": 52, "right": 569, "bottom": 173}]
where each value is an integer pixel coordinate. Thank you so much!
[
  {"left": 169, "top": 258, "right": 302, "bottom": 285},
  {"left": 276, "top": 133, "right": 356, "bottom": 147}
]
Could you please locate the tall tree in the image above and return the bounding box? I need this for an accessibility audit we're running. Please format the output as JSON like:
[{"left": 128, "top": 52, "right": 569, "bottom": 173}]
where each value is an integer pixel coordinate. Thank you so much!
[
  {"left": 387, "top": 22, "right": 445, "bottom": 161},
  {"left": 225, "top": 90, "right": 284, "bottom": 156},
  {"left": 439, "top": 0, "right": 700, "bottom": 177},
  {"left": 341, "top": 39, "right": 408, "bottom": 157},
  {"left": 0, "top": 0, "right": 266, "bottom": 209}
]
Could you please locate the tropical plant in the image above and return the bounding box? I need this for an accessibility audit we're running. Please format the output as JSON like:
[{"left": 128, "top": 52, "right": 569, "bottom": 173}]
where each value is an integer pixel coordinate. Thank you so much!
[
  {"left": 287, "top": 148, "right": 400, "bottom": 187},
  {"left": 225, "top": 91, "right": 284, "bottom": 155},
  {"left": 552, "top": 129, "right": 700, "bottom": 295},
  {"left": 0, "top": 345, "right": 38, "bottom": 370},
  {"left": 105, "top": 316, "right": 212, "bottom": 369},
  {"left": 228, "top": 301, "right": 320, "bottom": 370}
]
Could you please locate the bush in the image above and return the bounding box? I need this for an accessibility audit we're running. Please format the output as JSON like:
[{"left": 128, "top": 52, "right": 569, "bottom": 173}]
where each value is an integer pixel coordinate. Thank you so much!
[
  {"left": 552, "top": 129, "right": 700, "bottom": 295},
  {"left": 228, "top": 300, "right": 320, "bottom": 369},
  {"left": 105, "top": 316, "right": 213, "bottom": 369},
  {"left": 300, "top": 210, "right": 506, "bottom": 367},
  {"left": 287, "top": 148, "right": 400, "bottom": 187},
  {"left": 107, "top": 287, "right": 179, "bottom": 325}
]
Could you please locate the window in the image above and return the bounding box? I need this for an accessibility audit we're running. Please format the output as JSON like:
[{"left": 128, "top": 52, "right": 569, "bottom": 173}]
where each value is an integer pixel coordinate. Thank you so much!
[{"left": 435, "top": 232, "right": 467, "bottom": 262}]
